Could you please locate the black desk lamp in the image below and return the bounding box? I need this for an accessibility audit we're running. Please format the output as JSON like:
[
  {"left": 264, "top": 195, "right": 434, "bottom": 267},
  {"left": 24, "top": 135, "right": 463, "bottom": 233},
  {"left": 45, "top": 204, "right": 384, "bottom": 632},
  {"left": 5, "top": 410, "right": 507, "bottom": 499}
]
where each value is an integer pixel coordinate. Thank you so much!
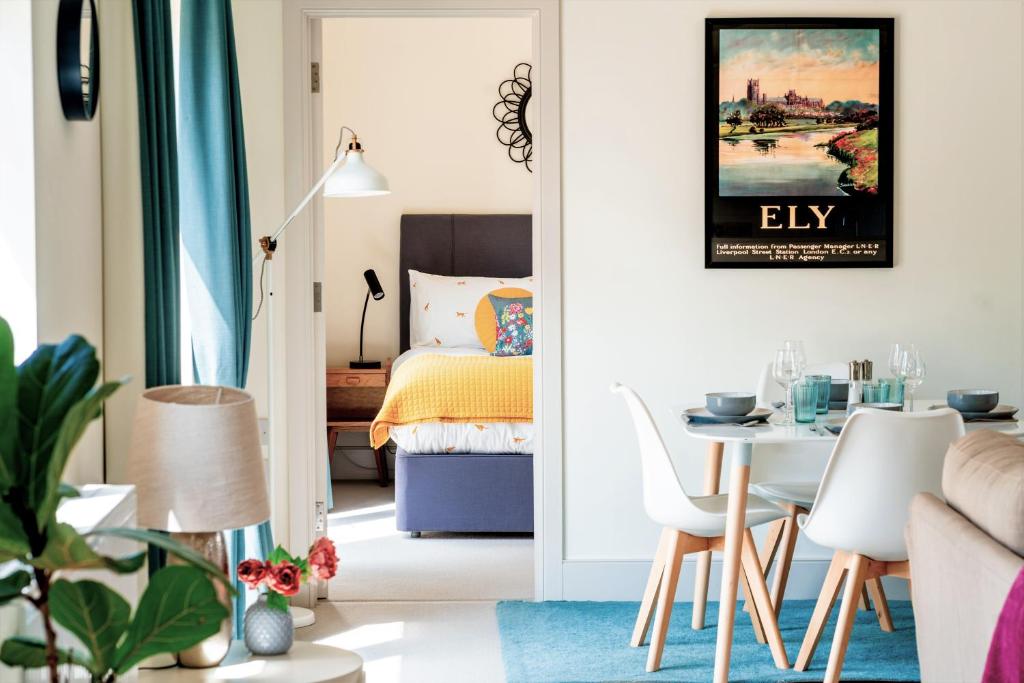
[{"left": 351, "top": 269, "right": 385, "bottom": 369}]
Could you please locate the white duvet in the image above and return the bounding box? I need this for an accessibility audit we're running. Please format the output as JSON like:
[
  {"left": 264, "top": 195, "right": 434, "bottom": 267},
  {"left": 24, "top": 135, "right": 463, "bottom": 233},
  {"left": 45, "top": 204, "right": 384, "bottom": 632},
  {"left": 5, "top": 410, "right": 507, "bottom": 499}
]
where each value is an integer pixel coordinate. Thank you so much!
[{"left": 387, "top": 347, "right": 535, "bottom": 455}]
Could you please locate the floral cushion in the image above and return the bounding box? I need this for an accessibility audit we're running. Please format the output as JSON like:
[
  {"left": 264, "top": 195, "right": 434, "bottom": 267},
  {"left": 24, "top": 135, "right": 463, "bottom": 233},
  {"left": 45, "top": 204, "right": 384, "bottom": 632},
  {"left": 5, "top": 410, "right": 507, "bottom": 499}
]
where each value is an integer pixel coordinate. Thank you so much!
[{"left": 488, "top": 295, "right": 533, "bottom": 357}]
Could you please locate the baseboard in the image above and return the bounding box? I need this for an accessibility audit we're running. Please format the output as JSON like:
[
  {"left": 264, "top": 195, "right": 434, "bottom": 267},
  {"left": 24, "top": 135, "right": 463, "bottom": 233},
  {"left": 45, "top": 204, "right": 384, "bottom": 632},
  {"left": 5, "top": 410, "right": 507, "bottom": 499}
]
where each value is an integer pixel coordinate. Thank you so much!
[{"left": 561, "top": 558, "right": 910, "bottom": 602}]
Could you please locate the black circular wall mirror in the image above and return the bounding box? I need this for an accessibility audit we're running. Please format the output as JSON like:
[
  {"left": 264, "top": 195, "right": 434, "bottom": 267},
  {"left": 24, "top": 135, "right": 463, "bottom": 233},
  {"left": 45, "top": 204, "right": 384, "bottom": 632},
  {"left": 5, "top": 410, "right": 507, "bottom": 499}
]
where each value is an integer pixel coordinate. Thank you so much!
[
  {"left": 492, "top": 62, "right": 533, "bottom": 172},
  {"left": 57, "top": 0, "right": 100, "bottom": 121}
]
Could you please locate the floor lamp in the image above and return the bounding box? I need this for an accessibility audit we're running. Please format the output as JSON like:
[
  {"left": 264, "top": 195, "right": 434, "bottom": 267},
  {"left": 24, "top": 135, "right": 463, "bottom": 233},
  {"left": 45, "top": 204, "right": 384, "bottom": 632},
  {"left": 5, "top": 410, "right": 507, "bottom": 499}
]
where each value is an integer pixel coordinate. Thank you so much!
[{"left": 254, "top": 126, "right": 390, "bottom": 627}]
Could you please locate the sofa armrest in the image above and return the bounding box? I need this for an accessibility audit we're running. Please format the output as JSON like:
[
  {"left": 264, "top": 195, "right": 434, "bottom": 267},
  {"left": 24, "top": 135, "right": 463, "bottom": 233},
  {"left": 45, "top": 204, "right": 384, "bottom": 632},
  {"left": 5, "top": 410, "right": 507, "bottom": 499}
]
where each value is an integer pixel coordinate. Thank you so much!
[{"left": 907, "top": 493, "right": 1023, "bottom": 683}]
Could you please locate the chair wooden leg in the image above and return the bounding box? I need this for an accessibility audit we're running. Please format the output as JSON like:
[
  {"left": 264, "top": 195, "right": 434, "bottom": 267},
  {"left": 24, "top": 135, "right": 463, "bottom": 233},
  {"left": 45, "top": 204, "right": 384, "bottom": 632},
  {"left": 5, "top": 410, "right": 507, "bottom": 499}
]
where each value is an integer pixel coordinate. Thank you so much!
[
  {"left": 743, "top": 518, "right": 784, "bottom": 614},
  {"left": 859, "top": 584, "right": 872, "bottom": 611},
  {"left": 824, "top": 553, "right": 869, "bottom": 683},
  {"left": 769, "top": 506, "right": 801, "bottom": 617},
  {"left": 739, "top": 560, "right": 767, "bottom": 644},
  {"left": 631, "top": 528, "right": 672, "bottom": 647},
  {"left": 740, "top": 530, "right": 790, "bottom": 669},
  {"left": 795, "top": 551, "right": 848, "bottom": 671},
  {"left": 647, "top": 531, "right": 686, "bottom": 672},
  {"left": 692, "top": 441, "right": 724, "bottom": 630},
  {"left": 866, "top": 578, "right": 894, "bottom": 632}
]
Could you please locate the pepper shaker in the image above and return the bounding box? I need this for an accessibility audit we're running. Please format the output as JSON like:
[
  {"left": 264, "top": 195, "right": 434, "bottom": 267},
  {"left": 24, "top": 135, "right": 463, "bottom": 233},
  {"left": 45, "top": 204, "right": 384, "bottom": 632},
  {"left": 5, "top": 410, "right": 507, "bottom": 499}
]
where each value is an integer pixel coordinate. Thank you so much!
[
  {"left": 861, "top": 360, "right": 873, "bottom": 382},
  {"left": 848, "top": 360, "right": 863, "bottom": 405}
]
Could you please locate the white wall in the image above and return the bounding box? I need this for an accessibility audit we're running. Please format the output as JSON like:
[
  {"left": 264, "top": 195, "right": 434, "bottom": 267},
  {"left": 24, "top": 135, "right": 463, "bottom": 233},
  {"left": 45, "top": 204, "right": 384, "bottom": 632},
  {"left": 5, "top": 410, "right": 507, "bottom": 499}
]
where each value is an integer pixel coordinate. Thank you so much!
[
  {"left": 320, "top": 17, "right": 533, "bottom": 367},
  {"left": 8, "top": 0, "right": 107, "bottom": 485},
  {"left": 561, "top": 0, "right": 1023, "bottom": 597}
]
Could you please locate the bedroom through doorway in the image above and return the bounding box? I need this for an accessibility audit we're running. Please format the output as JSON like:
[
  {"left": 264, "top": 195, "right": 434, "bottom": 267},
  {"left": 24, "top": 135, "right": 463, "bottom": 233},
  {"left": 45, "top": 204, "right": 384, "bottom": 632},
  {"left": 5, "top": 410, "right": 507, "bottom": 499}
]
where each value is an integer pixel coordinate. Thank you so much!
[{"left": 317, "top": 15, "right": 536, "bottom": 603}]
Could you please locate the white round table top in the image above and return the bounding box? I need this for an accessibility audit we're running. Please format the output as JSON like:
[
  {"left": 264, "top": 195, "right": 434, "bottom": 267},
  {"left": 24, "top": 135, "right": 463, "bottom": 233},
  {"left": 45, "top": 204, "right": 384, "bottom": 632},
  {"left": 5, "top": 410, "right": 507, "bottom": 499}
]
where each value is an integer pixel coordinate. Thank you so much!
[
  {"left": 676, "top": 401, "right": 1023, "bottom": 444},
  {"left": 139, "top": 641, "right": 363, "bottom": 683}
]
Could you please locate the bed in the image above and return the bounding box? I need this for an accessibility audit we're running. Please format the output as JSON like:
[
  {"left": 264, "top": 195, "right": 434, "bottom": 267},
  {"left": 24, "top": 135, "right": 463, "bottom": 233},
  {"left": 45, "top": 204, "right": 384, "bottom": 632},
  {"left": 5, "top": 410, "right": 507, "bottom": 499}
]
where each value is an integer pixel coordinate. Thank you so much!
[{"left": 384, "top": 214, "right": 534, "bottom": 535}]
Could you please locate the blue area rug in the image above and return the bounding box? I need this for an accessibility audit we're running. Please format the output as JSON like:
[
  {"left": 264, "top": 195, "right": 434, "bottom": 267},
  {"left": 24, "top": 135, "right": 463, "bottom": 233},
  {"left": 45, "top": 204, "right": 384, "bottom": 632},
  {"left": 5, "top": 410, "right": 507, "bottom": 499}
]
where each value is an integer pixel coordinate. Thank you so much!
[{"left": 497, "top": 600, "right": 918, "bottom": 682}]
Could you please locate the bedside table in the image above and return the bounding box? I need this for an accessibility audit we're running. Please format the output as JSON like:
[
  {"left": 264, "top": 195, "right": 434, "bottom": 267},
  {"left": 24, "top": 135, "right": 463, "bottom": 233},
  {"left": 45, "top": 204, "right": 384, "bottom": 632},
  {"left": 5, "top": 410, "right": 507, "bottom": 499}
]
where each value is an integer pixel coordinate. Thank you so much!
[
  {"left": 326, "top": 361, "right": 391, "bottom": 486},
  {"left": 139, "top": 641, "right": 363, "bottom": 682}
]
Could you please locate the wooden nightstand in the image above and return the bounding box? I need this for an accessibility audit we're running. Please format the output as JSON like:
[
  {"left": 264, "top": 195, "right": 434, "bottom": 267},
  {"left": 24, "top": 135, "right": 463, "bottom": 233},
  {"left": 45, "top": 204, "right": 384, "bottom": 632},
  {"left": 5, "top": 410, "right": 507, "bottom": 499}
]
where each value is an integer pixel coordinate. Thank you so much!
[{"left": 326, "top": 361, "right": 391, "bottom": 486}]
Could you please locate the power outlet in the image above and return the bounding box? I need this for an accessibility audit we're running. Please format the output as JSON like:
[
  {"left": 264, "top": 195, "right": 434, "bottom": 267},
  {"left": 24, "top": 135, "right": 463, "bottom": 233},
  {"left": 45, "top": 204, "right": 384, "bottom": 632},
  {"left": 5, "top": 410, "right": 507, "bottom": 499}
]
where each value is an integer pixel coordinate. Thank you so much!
[
  {"left": 257, "top": 418, "right": 270, "bottom": 446},
  {"left": 314, "top": 501, "right": 326, "bottom": 532}
]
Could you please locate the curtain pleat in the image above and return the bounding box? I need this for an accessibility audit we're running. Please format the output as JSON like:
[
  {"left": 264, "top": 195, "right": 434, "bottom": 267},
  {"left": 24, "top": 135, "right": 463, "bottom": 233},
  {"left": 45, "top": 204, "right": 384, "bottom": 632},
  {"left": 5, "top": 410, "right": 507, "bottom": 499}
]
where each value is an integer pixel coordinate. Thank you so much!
[
  {"left": 132, "top": 0, "right": 180, "bottom": 576},
  {"left": 178, "top": 0, "right": 272, "bottom": 639}
]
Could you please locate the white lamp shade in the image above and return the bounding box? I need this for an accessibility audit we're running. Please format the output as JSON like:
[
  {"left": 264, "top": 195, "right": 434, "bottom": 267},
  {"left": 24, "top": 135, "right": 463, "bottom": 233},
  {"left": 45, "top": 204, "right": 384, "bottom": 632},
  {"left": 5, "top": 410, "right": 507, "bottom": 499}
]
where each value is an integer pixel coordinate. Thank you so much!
[
  {"left": 324, "top": 150, "right": 390, "bottom": 197},
  {"left": 126, "top": 385, "right": 270, "bottom": 532}
]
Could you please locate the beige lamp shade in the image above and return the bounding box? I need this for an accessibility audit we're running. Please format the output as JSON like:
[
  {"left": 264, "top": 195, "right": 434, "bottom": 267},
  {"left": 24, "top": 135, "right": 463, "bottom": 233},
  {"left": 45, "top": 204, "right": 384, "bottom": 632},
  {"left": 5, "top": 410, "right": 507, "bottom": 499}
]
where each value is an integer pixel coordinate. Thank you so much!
[{"left": 127, "top": 385, "right": 270, "bottom": 532}]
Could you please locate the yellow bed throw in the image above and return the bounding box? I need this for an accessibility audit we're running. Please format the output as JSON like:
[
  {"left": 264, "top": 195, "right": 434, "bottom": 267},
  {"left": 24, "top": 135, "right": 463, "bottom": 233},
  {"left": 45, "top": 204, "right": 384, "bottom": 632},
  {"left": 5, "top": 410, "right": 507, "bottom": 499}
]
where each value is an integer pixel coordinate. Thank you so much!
[{"left": 370, "top": 354, "right": 533, "bottom": 448}]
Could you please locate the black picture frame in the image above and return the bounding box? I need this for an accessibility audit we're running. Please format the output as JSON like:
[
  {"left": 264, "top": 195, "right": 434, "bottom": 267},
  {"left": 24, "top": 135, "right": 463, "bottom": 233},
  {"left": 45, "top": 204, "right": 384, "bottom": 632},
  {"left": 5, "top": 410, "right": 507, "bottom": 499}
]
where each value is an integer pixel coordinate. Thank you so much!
[{"left": 705, "top": 18, "right": 894, "bottom": 268}]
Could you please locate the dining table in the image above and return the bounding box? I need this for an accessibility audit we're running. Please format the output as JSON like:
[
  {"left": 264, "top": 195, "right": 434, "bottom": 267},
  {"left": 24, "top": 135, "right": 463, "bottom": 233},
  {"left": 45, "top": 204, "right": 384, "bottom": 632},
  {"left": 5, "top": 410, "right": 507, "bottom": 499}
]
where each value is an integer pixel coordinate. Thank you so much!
[{"left": 677, "top": 401, "right": 1023, "bottom": 683}]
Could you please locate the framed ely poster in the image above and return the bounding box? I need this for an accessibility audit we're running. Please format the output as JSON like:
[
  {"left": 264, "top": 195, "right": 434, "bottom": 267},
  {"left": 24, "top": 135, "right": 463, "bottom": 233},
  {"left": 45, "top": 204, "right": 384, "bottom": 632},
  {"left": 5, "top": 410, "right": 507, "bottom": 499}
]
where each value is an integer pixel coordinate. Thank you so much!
[{"left": 705, "top": 18, "right": 894, "bottom": 268}]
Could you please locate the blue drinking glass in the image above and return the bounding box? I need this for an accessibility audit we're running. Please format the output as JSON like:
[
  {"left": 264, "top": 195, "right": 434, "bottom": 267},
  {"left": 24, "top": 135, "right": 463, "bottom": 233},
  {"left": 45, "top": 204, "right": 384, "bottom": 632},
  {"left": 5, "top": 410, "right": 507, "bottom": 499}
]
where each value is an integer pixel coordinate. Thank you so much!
[
  {"left": 862, "top": 381, "right": 884, "bottom": 403},
  {"left": 794, "top": 382, "right": 819, "bottom": 423},
  {"left": 805, "top": 374, "right": 832, "bottom": 414},
  {"left": 880, "top": 377, "right": 905, "bottom": 408}
]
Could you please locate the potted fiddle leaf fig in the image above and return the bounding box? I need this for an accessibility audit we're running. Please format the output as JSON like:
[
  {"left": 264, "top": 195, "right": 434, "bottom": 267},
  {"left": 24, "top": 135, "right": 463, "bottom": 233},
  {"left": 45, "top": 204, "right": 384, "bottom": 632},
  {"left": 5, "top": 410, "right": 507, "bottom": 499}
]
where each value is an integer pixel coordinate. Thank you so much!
[{"left": 0, "top": 317, "right": 234, "bottom": 682}]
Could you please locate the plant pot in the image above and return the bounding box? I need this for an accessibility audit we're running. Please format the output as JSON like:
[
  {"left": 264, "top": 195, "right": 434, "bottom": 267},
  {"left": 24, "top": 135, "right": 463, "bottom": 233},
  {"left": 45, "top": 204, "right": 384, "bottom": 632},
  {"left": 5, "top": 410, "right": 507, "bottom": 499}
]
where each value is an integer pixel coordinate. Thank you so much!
[{"left": 244, "top": 595, "right": 294, "bottom": 656}]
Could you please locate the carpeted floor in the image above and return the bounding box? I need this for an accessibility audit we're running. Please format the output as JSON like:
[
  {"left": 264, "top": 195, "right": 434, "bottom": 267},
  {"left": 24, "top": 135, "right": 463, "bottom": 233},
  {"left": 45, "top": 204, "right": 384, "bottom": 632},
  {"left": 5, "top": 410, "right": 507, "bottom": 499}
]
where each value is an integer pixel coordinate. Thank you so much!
[{"left": 497, "top": 600, "right": 918, "bottom": 682}]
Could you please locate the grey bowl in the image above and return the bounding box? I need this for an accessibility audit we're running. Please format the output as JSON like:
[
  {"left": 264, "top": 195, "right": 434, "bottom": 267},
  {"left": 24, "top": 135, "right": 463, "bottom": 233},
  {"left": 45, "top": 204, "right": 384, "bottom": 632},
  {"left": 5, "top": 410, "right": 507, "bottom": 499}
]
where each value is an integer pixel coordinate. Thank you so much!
[
  {"left": 829, "top": 380, "right": 849, "bottom": 402},
  {"left": 705, "top": 392, "right": 756, "bottom": 416},
  {"left": 947, "top": 389, "right": 999, "bottom": 413},
  {"left": 847, "top": 402, "right": 903, "bottom": 416}
]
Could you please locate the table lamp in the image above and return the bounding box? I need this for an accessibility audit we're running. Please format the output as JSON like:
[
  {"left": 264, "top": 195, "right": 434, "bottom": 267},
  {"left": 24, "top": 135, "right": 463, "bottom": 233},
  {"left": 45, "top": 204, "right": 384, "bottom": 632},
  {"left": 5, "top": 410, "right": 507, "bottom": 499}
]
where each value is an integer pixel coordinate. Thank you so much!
[
  {"left": 127, "top": 385, "right": 270, "bottom": 668},
  {"left": 350, "top": 269, "right": 385, "bottom": 369}
]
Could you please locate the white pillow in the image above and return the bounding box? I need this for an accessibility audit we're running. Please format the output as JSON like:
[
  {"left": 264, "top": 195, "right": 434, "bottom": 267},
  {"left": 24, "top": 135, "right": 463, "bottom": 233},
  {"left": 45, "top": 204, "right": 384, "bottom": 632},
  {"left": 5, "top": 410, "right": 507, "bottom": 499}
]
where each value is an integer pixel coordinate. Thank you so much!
[{"left": 409, "top": 270, "right": 534, "bottom": 348}]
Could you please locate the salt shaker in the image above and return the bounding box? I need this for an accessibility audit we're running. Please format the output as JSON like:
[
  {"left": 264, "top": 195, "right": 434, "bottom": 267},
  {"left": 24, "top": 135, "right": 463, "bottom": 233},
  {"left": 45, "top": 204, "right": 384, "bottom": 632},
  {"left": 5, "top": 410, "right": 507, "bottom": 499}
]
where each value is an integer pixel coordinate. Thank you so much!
[{"left": 848, "top": 360, "right": 863, "bottom": 405}]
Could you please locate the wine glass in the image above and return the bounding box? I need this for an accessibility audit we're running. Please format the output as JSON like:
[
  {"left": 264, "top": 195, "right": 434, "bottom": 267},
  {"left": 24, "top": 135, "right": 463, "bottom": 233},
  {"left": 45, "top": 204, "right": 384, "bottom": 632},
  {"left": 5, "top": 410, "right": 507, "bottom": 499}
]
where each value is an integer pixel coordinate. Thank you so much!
[
  {"left": 898, "top": 346, "right": 926, "bottom": 411},
  {"left": 773, "top": 348, "right": 802, "bottom": 425},
  {"left": 784, "top": 340, "right": 807, "bottom": 376},
  {"left": 888, "top": 343, "right": 905, "bottom": 377}
]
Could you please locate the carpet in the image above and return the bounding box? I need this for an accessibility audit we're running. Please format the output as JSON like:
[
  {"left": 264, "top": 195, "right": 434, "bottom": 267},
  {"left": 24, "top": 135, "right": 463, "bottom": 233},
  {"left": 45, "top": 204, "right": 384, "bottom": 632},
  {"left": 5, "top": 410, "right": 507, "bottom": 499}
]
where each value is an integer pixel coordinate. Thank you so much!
[{"left": 497, "top": 600, "right": 918, "bottom": 682}]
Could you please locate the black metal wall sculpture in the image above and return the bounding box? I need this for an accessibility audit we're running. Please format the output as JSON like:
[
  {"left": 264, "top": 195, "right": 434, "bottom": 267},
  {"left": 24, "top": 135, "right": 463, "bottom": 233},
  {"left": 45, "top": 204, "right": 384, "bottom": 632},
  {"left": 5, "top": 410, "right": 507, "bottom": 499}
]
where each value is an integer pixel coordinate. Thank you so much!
[{"left": 492, "top": 62, "right": 532, "bottom": 172}]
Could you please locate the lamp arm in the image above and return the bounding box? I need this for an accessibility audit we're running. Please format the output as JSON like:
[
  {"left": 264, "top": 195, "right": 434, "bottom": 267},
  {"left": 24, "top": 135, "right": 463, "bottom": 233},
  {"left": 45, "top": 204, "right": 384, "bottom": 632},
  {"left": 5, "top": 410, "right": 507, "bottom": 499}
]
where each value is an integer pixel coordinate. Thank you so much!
[
  {"left": 253, "top": 125, "right": 358, "bottom": 264},
  {"left": 358, "top": 289, "right": 370, "bottom": 362}
]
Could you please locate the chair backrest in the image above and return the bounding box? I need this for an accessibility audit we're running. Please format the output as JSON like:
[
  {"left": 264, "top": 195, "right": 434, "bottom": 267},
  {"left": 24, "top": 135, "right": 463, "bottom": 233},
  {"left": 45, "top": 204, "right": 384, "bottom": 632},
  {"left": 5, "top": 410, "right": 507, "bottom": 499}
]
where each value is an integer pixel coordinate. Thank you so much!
[
  {"left": 756, "top": 360, "right": 850, "bottom": 407},
  {"left": 800, "top": 407, "right": 965, "bottom": 561},
  {"left": 610, "top": 383, "right": 705, "bottom": 528}
]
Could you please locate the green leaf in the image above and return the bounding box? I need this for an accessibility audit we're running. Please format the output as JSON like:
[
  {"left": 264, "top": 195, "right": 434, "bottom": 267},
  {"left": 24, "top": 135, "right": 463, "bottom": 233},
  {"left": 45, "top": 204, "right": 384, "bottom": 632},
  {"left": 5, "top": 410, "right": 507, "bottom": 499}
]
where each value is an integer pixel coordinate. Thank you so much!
[
  {"left": 266, "top": 545, "right": 291, "bottom": 565},
  {"left": 17, "top": 335, "right": 99, "bottom": 519},
  {"left": 57, "top": 482, "right": 80, "bottom": 500},
  {"left": 50, "top": 579, "right": 131, "bottom": 675},
  {"left": 0, "top": 500, "right": 29, "bottom": 562},
  {"left": 31, "top": 523, "right": 146, "bottom": 574},
  {"left": 35, "top": 380, "right": 124, "bottom": 528},
  {"left": 0, "top": 636, "right": 90, "bottom": 670},
  {"left": 0, "top": 570, "right": 31, "bottom": 606},
  {"left": 113, "top": 566, "right": 229, "bottom": 674},
  {"left": 84, "top": 528, "right": 236, "bottom": 591},
  {"left": 0, "top": 317, "right": 17, "bottom": 489},
  {"left": 265, "top": 591, "right": 289, "bottom": 612}
]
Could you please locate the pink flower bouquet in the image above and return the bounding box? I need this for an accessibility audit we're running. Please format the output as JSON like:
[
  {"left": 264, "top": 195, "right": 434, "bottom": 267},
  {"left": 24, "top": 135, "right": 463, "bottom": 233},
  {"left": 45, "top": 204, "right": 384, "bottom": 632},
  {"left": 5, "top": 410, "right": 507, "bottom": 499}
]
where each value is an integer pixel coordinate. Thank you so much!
[{"left": 236, "top": 538, "right": 339, "bottom": 611}]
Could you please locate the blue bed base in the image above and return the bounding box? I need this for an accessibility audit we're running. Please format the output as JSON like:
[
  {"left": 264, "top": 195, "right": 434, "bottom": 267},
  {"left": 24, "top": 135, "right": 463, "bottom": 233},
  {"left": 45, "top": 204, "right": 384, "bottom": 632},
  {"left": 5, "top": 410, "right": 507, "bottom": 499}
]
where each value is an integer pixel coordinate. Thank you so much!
[{"left": 394, "top": 449, "right": 534, "bottom": 534}]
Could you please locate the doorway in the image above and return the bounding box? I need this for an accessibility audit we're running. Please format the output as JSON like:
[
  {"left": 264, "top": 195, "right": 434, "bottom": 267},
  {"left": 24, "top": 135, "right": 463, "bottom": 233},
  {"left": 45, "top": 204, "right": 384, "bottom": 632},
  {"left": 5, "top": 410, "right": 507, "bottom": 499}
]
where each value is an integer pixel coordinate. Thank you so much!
[{"left": 278, "top": 0, "right": 562, "bottom": 608}]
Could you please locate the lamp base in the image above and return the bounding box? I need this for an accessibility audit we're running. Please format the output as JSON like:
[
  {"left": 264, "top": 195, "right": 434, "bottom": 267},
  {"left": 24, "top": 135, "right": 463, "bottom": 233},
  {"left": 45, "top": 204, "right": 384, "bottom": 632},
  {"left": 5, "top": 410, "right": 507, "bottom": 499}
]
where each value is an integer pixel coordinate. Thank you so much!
[
  {"left": 349, "top": 360, "right": 382, "bottom": 369},
  {"left": 168, "top": 531, "right": 231, "bottom": 668}
]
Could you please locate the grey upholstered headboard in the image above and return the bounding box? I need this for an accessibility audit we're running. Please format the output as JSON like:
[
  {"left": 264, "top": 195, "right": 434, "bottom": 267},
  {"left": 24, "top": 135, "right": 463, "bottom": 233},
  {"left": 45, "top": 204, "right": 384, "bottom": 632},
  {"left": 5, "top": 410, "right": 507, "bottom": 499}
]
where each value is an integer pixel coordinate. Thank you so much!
[{"left": 400, "top": 214, "right": 532, "bottom": 352}]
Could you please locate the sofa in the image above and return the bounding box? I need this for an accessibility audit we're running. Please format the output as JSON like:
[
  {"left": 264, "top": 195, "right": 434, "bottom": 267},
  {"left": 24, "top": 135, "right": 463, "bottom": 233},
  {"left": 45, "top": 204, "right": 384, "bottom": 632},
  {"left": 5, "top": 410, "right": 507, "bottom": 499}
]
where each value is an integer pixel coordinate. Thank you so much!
[{"left": 907, "top": 429, "right": 1024, "bottom": 682}]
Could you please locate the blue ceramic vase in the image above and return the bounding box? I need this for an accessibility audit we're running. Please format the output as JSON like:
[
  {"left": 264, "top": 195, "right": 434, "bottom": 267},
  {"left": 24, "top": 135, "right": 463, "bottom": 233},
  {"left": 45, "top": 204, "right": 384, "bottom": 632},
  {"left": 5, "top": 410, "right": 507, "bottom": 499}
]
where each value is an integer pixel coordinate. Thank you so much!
[{"left": 244, "top": 595, "right": 294, "bottom": 656}]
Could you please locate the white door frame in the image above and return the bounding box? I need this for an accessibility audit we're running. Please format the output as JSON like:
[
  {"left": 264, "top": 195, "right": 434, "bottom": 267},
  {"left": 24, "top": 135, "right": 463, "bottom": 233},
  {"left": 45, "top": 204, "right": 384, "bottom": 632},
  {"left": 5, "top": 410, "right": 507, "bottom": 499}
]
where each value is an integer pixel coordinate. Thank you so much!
[{"left": 278, "top": 0, "right": 563, "bottom": 605}]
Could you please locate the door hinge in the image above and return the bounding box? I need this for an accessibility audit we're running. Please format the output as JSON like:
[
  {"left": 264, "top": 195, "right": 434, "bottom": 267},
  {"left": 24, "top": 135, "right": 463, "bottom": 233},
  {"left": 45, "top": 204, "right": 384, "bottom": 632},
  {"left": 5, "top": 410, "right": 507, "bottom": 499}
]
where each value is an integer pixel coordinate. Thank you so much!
[
  {"left": 313, "top": 281, "right": 322, "bottom": 312},
  {"left": 311, "top": 62, "right": 320, "bottom": 93},
  {"left": 314, "top": 501, "right": 326, "bottom": 532}
]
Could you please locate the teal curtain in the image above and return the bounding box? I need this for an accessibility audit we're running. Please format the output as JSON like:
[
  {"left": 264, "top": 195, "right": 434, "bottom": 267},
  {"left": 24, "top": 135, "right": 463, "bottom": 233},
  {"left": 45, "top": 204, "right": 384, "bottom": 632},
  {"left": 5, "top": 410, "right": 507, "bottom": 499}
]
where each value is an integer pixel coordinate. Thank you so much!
[
  {"left": 132, "top": 0, "right": 179, "bottom": 575},
  {"left": 132, "top": 0, "right": 179, "bottom": 389},
  {"left": 178, "top": 0, "right": 273, "bottom": 638}
]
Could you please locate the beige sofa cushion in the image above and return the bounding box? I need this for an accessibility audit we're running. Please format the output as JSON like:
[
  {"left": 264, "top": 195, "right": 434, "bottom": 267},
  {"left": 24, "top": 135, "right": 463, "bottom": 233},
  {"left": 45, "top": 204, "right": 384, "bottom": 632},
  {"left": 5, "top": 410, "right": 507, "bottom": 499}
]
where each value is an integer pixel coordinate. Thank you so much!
[{"left": 942, "top": 430, "right": 1024, "bottom": 555}]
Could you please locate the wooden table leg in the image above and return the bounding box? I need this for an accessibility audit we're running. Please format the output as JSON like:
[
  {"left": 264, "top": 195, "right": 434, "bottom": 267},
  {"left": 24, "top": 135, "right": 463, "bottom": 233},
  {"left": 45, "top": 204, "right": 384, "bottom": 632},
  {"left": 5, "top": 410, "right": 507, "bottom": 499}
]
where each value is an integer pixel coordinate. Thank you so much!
[
  {"left": 327, "top": 428, "right": 340, "bottom": 470},
  {"left": 374, "top": 446, "right": 390, "bottom": 486},
  {"left": 692, "top": 441, "right": 725, "bottom": 630},
  {"left": 713, "top": 442, "right": 753, "bottom": 683}
]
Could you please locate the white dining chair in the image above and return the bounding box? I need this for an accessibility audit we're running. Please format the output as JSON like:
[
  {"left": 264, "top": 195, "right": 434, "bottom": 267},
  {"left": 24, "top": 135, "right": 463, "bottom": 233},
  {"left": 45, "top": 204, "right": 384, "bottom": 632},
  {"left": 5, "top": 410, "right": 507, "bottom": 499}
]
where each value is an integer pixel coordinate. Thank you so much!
[
  {"left": 748, "top": 360, "right": 851, "bottom": 617},
  {"left": 794, "top": 407, "right": 964, "bottom": 682},
  {"left": 610, "top": 383, "right": 791, "bottom": 673}
]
